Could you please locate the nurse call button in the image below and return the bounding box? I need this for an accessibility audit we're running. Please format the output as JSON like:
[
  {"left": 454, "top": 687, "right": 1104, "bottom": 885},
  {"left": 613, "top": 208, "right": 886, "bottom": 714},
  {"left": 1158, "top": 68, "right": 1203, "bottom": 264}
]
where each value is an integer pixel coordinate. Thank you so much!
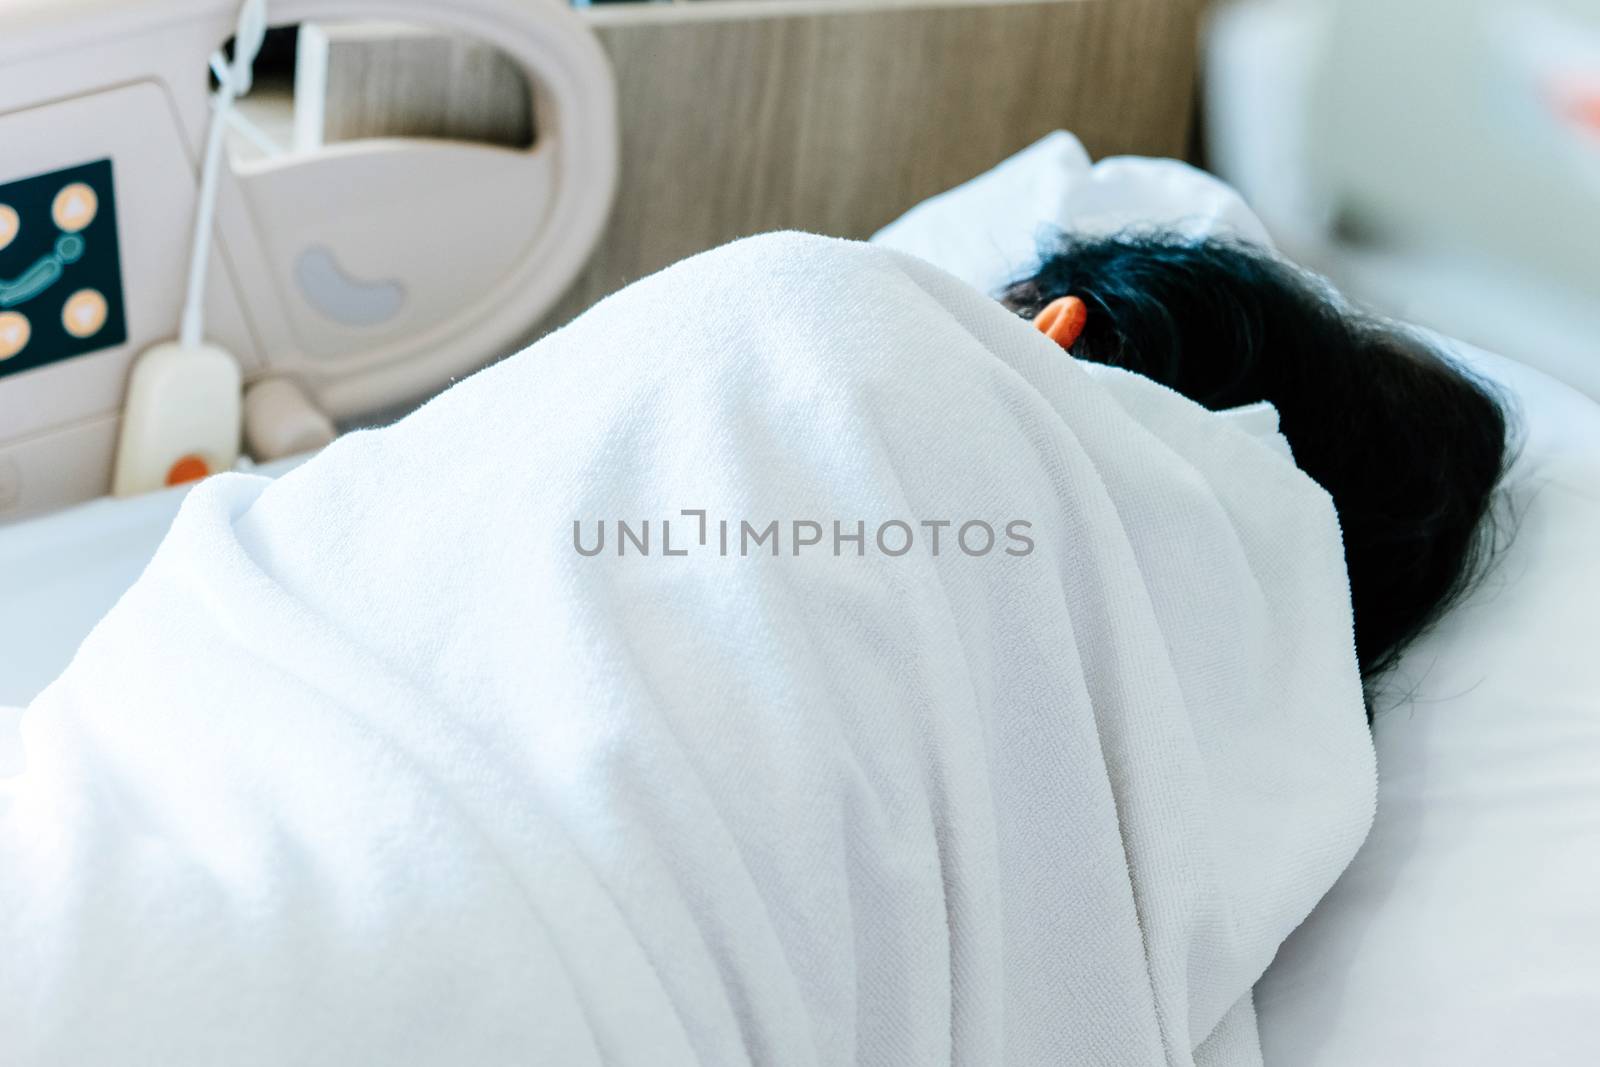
[
  {"left": 61, "top": 289, "right": 107, "bottom": 339},
  {"left": 0, "top": 205, "right": 17, "bottom": 252},
  {"left": 52, "top": 183, "right": 98, "bottom": 233},
  {"left": 0, "top": 311, "right": 29, "bottom": 360}
]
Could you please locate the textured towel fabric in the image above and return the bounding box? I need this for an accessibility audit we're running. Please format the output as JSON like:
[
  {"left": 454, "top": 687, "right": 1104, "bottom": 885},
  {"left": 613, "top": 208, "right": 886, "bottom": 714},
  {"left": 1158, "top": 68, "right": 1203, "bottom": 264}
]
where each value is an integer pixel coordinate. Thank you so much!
[{"left": 0, "top": 233, "right": 1374, "bottom": 1066}]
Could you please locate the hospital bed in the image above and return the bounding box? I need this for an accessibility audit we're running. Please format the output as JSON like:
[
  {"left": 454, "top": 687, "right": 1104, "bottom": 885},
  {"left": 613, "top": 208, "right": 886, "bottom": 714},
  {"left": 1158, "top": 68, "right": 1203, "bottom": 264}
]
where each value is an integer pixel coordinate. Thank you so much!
[{"left": 3, "top": 0, "right": 1600, "bottom": 1061}]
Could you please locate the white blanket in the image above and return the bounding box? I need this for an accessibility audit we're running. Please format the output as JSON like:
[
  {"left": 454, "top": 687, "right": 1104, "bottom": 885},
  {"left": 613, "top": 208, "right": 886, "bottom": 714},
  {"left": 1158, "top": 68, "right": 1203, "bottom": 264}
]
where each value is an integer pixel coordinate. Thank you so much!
[{"left": 0, "top": 233, "right": 1374, "bottom": 1066}]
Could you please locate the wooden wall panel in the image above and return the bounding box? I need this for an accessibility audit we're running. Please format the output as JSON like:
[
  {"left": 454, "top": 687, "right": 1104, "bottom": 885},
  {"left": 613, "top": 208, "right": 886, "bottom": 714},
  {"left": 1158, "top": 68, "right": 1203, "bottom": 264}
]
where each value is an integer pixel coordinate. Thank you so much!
[{"left": 552, "top": 0, "right": 1201, "bottom": 327}]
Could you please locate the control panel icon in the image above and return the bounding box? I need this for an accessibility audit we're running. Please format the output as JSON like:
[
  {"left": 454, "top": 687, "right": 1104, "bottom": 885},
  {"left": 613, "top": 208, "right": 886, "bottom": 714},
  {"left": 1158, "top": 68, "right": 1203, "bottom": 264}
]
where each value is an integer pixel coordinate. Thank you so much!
[{"left": 51, "top": 183, "right": 97, "bottom": 233}]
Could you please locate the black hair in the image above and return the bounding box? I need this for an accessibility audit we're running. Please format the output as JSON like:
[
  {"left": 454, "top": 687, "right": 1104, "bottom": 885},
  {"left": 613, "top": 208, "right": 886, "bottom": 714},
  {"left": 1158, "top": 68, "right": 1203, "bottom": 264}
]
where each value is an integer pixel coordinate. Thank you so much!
[{"left": 1003, "top": 232, "right": 1510, "bottom": 702}]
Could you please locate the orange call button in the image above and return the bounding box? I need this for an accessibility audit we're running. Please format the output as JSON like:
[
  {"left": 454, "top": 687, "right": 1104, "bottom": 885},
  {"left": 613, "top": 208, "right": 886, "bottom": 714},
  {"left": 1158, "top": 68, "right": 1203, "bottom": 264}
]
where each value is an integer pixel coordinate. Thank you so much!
[{"left": 165, "top": 454, "right": 211, "bottom": 486}]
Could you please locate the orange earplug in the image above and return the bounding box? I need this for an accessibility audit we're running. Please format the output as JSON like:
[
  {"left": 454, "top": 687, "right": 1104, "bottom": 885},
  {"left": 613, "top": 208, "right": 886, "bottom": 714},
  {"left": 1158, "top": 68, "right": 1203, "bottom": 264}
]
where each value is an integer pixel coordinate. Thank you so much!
[{"left": 1034, "top": 295, "right": 1088, "bottom": 350}]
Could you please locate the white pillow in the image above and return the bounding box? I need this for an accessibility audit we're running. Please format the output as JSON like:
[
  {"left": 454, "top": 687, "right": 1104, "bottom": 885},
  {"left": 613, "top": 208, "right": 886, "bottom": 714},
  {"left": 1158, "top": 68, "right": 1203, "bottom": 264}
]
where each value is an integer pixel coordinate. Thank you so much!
[
  {"left": 871, "top": 130, "right": 1274, "bottom": 294},
  {"left": 872, "top": 135, "right": 1600, "bottom": 1063}
]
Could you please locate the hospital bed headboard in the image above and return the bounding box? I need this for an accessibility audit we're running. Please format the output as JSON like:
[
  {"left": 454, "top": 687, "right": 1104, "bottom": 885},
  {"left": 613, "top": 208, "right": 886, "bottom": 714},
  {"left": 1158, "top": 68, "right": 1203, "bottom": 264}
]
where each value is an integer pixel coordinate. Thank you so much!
[{"left": 0, "top": 0, "right": 1202, "bottom": 521}]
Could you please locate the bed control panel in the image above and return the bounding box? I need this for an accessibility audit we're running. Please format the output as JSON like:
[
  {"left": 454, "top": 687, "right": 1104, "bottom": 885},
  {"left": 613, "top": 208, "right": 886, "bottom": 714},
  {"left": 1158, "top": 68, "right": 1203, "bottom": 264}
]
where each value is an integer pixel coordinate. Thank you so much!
[{"left": 0, "top": 159, "right": 128, "bottom": 380}]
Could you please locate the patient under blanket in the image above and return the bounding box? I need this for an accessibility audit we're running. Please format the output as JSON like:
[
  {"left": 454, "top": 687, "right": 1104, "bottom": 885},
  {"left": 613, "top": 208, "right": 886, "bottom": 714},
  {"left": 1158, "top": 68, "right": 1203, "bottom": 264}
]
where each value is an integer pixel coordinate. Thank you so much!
[{"left": 0, "top": 233, "right": 1374, "bottom": 1066}]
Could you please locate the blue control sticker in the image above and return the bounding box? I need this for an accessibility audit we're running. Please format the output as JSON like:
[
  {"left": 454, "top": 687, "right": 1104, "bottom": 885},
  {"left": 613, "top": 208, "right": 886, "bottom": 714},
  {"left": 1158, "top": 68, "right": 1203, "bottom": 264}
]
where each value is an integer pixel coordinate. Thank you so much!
[{"left": 0, "top": 159, "right": 128, "bottom": 380}]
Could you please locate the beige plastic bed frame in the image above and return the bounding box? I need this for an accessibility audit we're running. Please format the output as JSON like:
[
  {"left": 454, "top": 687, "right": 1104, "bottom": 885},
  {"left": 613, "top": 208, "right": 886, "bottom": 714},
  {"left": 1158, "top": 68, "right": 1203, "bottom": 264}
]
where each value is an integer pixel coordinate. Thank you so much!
[{"left": 0, "top": 0, "right": 1201, "bottom": 521}]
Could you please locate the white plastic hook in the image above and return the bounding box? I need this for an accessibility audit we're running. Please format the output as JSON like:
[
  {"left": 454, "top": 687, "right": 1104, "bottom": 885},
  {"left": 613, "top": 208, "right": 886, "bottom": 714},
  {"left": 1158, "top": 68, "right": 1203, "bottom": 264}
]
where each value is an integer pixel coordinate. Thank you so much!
[
  {"left": 224, "top": 0, "right": 269, "bottom": 95},
  {"left": 179, "top": 0, "right": 268, "bottom": 348}
]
